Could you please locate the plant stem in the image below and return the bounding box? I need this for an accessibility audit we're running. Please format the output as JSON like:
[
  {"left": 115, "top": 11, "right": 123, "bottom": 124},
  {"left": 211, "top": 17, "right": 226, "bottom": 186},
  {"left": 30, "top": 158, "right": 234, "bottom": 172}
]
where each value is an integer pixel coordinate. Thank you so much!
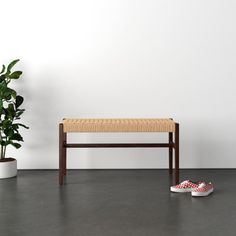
[
  {"left": 0, "top": 134, "right": 3, "bottom": 160},
  {"left": 0, "top": 145, "right": 3, "bottom": 160},
  {"left": 3, "top": 145, "right": 6, "bottom": 159}
]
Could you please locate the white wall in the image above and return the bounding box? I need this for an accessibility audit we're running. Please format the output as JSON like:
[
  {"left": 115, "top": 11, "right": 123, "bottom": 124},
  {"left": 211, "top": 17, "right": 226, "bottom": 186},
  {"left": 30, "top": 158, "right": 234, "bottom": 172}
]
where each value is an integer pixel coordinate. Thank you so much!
[{"left": 1, "top": 0, "right": 236, "bottom": 169}]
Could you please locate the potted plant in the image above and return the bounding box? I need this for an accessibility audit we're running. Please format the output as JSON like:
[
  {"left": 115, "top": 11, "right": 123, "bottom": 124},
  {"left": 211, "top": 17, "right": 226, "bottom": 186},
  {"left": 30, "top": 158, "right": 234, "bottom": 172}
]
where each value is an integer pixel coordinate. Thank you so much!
[{"left": 0, "top": 59, "right": 29, "bottom": 178}]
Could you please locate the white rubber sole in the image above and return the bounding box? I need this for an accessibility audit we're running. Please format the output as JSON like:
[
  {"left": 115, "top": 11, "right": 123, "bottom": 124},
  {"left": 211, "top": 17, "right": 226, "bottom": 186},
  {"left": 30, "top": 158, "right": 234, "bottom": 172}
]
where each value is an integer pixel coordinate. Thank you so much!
[
  {"left": 191, "top": 188, "right": 214, "bottom": 197},
  {"left": 170, "top": 187, "right": 196, "bottom": 193}
]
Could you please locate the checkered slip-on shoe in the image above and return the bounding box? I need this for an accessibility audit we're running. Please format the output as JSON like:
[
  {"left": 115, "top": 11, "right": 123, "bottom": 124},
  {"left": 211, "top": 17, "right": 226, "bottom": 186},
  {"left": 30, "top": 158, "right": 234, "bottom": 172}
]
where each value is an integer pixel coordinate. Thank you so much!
[
  {"left": 170, "top": 180, "right": 199, "bottom": 193},
  {"left": 191, "top": 182, "right": 214, "bottom": 197}
]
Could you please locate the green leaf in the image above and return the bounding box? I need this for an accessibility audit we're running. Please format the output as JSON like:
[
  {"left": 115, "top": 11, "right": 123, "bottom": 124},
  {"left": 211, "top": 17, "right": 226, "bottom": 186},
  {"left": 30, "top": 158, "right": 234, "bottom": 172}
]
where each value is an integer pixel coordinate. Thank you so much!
[
  {"left": 0, "top": 84, "right": 16, "bottom": 100},
  {"left": 9, "top": 133, "right": 23, "bottom": 142},
  {"left": 6, "top": 88, "right": 16, "bottom": 99},
  {"left": 7, "top": 59, "right": 20, "bottom": 73},
  {"left": 4, "top": 128, "right": 14, "bottom": 137},
  {"left": 14, "top": 123, "right": 29, "bottom": 129},
  {"left": 16, "top": 96, "right": 24, "bottom": 108},
  {"left": 15, "top": 110, "right": 25, "bottom": 118},
  {"left": 12, "top": 124, "right": 19, "bottom": 130},
  {"left": 0, "top": 65, "right": 5, "bottom": 74},
  {"left": 5, "top": 94, "right": 11, "bottom": 101},
  {"left": 2, "top": 120, "right": 12, "bottom": 129},
  {"left": 0, "top": 74, "right": 5, "bottom": 83},
  {"left": 10, "top": 142, "right": 21, "bottom": 149},
  {"left": 8, "top": 104, "right": 15, "bottom": 115},
  {"left": 0, "top": 81, "right": 7, "bottom": 97},
  {"left": 2, "top": 108, "right": 8, "bottom": 116},
  {"left": 9, "top": 71, "right": 22, "bottom": 79}
]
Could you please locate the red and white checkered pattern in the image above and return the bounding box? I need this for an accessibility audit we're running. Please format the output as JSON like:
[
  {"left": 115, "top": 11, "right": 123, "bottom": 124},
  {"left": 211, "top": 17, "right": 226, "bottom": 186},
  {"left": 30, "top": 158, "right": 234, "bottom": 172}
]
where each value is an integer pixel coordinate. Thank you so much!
[
  {"left": 170, "top": 180, "right": 199, "bottom": 193},
  {"left": 192, "top": 182, "right": 214, "bottom": 197}
]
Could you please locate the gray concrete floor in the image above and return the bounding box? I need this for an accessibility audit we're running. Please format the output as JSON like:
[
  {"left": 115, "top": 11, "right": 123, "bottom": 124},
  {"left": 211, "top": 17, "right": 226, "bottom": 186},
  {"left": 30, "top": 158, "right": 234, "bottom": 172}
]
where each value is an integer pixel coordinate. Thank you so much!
[{"left": 0, "top": 169, "right": 235, "bottom": 236}]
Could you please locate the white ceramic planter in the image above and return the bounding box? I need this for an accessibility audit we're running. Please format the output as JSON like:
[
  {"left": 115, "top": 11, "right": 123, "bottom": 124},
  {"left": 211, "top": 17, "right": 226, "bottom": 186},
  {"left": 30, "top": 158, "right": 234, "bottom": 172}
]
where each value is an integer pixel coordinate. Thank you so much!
[{"left": 0, "top": 158, "right": 17, "bottom": 179}]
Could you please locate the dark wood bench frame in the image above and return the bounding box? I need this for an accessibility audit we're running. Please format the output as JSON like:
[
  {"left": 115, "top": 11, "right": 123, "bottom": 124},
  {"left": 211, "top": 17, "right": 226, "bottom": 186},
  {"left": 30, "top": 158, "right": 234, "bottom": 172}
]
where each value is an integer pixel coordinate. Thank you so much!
[{"left": 59, "top": 123, "right": 179, "bottom": 185}]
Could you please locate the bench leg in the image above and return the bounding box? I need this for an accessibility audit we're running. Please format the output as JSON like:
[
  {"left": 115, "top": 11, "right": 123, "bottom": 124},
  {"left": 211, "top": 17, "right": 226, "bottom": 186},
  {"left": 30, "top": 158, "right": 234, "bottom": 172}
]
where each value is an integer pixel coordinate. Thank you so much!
[
  {"left": 63, "top": 132, "right": 67, "bottom": 176},
  {"left": 174, "top": 123, "right": 179, "bottom": 185},
  {"left": 59, "top": 123, "right": 66, "bottom": 185},
  {"left": 168, "top": 132, "right": 173, "bottom": 175}
]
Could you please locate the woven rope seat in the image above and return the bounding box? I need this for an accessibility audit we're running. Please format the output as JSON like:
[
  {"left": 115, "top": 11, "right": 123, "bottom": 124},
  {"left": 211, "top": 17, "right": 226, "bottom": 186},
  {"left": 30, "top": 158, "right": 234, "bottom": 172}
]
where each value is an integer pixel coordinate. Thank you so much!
[{"left": 63, "top": 118, "right": 175, "bottom": 133}]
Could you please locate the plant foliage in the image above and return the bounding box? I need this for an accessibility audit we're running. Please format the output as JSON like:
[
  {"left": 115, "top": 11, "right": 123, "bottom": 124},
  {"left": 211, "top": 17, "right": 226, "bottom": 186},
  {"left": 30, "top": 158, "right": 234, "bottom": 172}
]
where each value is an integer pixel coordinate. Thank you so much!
[{"left": 0, "top": 59, "right": 29, "bottom": 159}]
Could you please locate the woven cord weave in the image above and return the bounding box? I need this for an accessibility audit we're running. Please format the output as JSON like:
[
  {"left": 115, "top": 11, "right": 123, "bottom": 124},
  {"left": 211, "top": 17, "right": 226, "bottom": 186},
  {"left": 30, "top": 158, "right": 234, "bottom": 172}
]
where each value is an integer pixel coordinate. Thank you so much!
[{"left": 63, "top": 118, "right": 176, "bottom": 133}]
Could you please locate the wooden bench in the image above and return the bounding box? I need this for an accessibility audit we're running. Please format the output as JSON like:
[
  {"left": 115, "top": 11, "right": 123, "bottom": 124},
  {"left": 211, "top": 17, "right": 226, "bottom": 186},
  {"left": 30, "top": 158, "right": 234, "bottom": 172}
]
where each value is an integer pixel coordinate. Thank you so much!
[{"left": 59, "top": 118, "right": 179, "bottom": 185}]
